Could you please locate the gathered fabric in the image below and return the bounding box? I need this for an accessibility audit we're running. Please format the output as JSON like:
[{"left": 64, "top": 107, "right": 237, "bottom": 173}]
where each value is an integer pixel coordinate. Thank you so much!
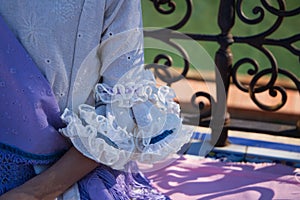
[
  {"left": 0, "top": 1, "right": 191, "bottom": 199},
  {"left": 78, "top": 161, "right": 170, "bottom": 200},
  {"left": 0, "top": 143, "right": 63, "bottom": 195},
  {"left": 60, "top": 67, "right": 193, "bottom": 170}
]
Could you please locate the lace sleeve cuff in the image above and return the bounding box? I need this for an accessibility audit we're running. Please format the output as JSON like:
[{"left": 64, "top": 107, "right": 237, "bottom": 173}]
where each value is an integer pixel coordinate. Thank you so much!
[{"left": 60, "top": 68, "right": 193, "bottom": 170}]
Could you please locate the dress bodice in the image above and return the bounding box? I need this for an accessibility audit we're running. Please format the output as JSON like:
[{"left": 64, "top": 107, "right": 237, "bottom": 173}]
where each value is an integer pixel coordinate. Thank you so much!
[{"left": 0, "top": 0, "right": 105, "bottom": 110}]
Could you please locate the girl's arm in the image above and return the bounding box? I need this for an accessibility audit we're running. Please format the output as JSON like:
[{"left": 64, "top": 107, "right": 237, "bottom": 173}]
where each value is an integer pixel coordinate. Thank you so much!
[{"left": 0, "top": 147, "right": 98, "bottom": 200}]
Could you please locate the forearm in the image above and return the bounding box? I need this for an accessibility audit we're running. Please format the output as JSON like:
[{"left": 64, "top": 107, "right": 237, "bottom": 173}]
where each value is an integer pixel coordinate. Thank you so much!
[{"left": 0, "top": 147, "right": 98, "bottom": 200}]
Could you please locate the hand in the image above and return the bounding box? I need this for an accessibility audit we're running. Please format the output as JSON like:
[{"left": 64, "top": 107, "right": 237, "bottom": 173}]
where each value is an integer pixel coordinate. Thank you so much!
[{"left": 0, "top": 147, "right": 98, "bottom": 200}]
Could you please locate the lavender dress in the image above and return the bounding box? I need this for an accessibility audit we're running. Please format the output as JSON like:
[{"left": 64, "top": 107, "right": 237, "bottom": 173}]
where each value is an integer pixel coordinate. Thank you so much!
[
  {"left": 0, "top": 13, "right": 170, "bottom": 200},
  {"left": 0, "top": 1, "right": 192, "bottom": 199},
  {"left": 0, "top": 13, "right": 70, "bottom": 192}
]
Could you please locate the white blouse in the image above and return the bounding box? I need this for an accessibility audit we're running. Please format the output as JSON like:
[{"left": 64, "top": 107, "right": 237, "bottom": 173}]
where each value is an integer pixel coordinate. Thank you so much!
[
  {"left": 0, "top": 0, "right": 144, "bottom": 110},
  {"left": 0, "top": 0, "right": 193, "bottom": 198},
  {"left": 0, "top": 0, "right": 192, "bottom": 172}
]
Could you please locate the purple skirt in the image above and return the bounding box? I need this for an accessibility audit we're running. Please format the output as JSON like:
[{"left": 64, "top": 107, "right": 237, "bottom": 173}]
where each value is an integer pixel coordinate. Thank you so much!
[{"left": 0, "top": 145, "right": 169, "bottom": 199}]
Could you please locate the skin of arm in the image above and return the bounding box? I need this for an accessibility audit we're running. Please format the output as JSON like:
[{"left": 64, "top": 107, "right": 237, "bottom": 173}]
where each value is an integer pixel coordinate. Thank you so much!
[{"left": 0, "top": 147, "right": 98, "bottom": 200}]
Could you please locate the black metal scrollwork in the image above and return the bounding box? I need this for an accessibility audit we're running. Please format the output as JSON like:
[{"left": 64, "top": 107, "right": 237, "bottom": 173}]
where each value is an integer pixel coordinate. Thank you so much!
[
  {"left": 150, "top": 0, "right": 176, "bottom": 15},
  {"left": 191, "top": 92, "right": 215, "bottom": 120},
  {"left": 146, "top": 0, "right": 300, "bottom": 143},
  {"left": 146, "top": 0, "right": 214, "bottom": 119},
  {"left": 149, "top": 0, "right": 192, "bottom": 30},
  {"left": 144, "top": 36, "right": 190, "bottom": 86},
  {"left": 145, "top": 0, "right": 191, "bottom": 84},
  {"left": 261, "top": 0, "right": 300, "bottom": 17},
  {"left": 232, "top": 0, "right": 300, "bottom": 111},
  {"left": 236, "top": 0, "right": 265, "bottom": 24}
]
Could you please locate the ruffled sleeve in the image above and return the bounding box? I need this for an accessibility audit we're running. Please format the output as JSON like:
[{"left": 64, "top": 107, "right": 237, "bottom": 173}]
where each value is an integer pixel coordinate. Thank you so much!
[{"left": 59, "top": 0, "right": 193, "bottom": 170}]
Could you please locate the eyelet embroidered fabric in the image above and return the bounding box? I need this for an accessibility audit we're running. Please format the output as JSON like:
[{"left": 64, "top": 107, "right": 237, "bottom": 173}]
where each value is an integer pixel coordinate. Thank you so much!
[
  {"left": 0, "top": 1, "right": 184, "bottom": 199},
  {"left": 0, "top": 12, "right": 68, "bottom": 195},
  {"left": 0, "top": 151, "right": 35, "bottom": 195},
  {"left": 0, "top": 144, "right": 60, "bottom": 195}
]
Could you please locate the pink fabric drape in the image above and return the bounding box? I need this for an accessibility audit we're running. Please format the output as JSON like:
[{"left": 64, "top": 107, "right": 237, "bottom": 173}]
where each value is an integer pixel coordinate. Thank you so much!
[{"left": 145, "top": 155, "right": 300, "bottom": 200}]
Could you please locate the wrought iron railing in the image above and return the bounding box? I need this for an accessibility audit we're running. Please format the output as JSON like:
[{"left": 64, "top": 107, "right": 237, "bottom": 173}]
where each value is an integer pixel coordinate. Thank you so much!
[{"left": 143, "top": 0, "right": 300, "bottom": 146}]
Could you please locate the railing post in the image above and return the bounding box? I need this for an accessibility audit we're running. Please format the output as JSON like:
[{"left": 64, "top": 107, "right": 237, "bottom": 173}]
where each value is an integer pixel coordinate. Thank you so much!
[{"left": 212, "top": 0, "right": 235, "bottom": 146}]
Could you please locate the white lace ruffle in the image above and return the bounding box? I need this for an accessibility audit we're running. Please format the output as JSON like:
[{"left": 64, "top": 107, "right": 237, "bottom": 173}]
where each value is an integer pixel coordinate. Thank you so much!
[
  {"left": 60, "top": 105, "right": 134, "bottom": 170},
  {"left": 96, "top": 67, "right": 156, "bottom": 107},
  {"left": 60, "top": 68, "right": 193, "bottom": 170}
]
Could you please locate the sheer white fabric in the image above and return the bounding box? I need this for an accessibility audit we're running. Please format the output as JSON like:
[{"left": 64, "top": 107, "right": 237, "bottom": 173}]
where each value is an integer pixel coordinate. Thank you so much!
[
  {"left": 0, "top": 0, "right": 193, "bottom": 198},
  {"left": 61, "top": 66, "right": 193, "bottom": 170},
  {"left": 1, "top": 0, "right": 192, "bottom": 170}
]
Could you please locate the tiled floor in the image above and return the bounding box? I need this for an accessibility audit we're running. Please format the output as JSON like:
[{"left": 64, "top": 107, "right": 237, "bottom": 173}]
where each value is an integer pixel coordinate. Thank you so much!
[
  {"left": 185, "top": 126, "right": 300, "bottom": 168},
  {"left": 163, "top": 72, "right": 300, "bottom": 168},
  {"left": 169, "top": 76, "right": 300, "bottom": 124}
]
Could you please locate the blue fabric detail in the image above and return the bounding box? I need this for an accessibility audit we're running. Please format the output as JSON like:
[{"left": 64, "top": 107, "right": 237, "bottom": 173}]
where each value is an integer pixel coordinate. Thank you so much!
[
  {"left": 97, "top": 132, "right": 119, "bottom": 149},
  {"left": 97, "top": 129, "right": 176, "bottom": 149},
  {"left": 150, "top": 129, "right": 174, "bottom": 144},
  {"left": 0, "top": 143, "right": 63, "bottom": 195},
  {"left": 0, "top": 150, "right": 36, "bottom": 195},
  {"left": 78, "top": 162, "right": 169, "bottom": 200},
  {"left": 228, "top": 136, "right": 300, "bottom": 153},
  {"left": 0, "top": 143, "right": 65, "bottom": 161},
  {"left": 191, "top": 132, "right": 300, "bottom": 153}
]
